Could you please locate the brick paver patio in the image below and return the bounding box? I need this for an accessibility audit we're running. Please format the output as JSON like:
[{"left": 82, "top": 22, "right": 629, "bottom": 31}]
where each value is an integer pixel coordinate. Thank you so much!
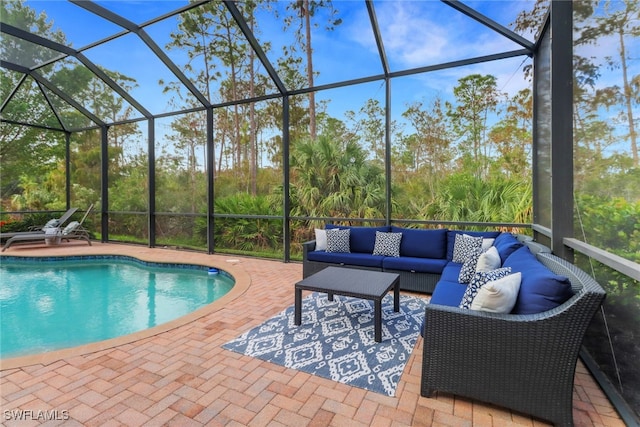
[{"left": 0, "top": 242, "right": 625, "bottom": 426}]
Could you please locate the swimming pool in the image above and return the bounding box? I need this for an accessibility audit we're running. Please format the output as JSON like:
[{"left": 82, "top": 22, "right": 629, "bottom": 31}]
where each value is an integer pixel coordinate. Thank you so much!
[{"left": 0, "top": 256, "right": 235, "bottom": 359}]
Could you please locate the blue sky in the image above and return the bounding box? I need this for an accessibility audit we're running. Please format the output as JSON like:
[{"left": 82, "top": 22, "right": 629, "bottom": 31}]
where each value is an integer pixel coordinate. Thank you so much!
[
  {"left": 10, "top": 1, "right": 638, "bottom": 161},
  {"left": 22, "top": 1, "right": 533, "bottom": 116}
]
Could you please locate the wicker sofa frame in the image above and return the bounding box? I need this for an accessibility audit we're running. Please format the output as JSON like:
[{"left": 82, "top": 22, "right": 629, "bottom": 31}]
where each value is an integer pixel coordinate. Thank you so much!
[{"left": 421, "top": 252, "right": 606, "bottom": 426}]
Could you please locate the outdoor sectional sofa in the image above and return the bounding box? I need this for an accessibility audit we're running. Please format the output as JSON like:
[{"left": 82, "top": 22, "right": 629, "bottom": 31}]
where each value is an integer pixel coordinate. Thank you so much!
[
  {"left": 302, "top": 225, "right": 521, "bottom": 294},
  {"left": 302, "top": 225, "right": 606, "bottom": 426}
]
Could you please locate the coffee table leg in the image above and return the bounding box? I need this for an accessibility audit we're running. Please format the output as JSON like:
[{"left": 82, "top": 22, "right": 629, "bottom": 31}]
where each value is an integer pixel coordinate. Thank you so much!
[
  {"left": 374, "top": 299, "right": 382, "bottom": 342},
  {"left": 294, "top": 287, "right": 302, "bottom": 325},
  {"left": 394, "top": 280, "right": 400, "bottom": 312}
]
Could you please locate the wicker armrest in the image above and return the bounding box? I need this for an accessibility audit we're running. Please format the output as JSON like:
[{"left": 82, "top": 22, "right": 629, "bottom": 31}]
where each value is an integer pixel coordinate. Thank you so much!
[
  {"left": 423, "top": 302, "right": 576, "bottom": 377},
  {"left": 421, "top": 252, "right": 606, "bottom": 427},
  {"left": 302, "top": 240, "right": 316, "bottom": 257}
]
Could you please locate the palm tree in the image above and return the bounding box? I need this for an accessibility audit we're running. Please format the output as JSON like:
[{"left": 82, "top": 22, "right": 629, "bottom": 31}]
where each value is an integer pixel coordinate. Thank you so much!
[{"left": 290, "top": 136, "right": 385, "bottom": 221}]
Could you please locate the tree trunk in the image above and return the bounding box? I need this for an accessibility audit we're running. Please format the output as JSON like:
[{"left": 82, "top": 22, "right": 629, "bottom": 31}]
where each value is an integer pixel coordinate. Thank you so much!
[
  {"left": 618, "top": 28, "right": 638, "bottom": 167},
  {"left": 303, "top": 0, "right": 316, "bottom": 140}
]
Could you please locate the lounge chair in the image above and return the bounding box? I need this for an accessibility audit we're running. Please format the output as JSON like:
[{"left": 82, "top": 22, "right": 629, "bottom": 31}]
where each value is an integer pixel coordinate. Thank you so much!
[
  {"left": 0, "top": 207, "right": 78, "bottom": 242},
  {"left": 2, "top": 205, "right": 93, "bottom": 252}
]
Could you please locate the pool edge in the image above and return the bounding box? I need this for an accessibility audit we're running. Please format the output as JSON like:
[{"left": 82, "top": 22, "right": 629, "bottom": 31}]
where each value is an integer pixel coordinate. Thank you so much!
[{"left": 0, "top": 245, "right": 251, "bottom": 371}]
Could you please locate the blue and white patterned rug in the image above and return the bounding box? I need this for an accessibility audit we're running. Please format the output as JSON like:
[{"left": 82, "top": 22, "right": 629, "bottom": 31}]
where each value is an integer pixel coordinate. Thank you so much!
[{"left": 223, "top": 292, "right": 427, "bottom": 396}]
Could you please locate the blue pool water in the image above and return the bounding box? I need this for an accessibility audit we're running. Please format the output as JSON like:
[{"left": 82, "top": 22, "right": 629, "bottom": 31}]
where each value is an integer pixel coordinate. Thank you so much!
[{"left": 0, "top": 256, "right": 235, "bottom": 358}]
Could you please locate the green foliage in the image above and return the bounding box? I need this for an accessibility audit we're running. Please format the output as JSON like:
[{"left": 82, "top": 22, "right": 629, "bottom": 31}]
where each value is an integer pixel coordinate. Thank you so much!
[
  {"left": 211, "top": 193, "right": 283, "bottom": 253},
  {"left": 0, "top": 213, "right": 52, "bottom": 233},
  {"left": 574, "top": 194, "right": 639, "bottom": 333},
  {"left": 289, "top": 135, "right": 385, "bottom": 219},
  {"left": 422, "top": 173, "right": 532, "bottom": 225},
  {"left": 576, "top": 194, "right": 640, "bottom": 263}
]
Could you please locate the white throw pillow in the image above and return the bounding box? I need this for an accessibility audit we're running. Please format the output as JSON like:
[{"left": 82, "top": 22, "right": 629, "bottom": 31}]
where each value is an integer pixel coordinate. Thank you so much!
[
  {"left": 471, "top": 272, "right": 522, "bottom": 313},
  {"left": 459, "top": 267, "right": 512, "bottom": 309},
  {"left": 475, "top": 246, "right": 501, "bottom": 272},
  {"left": 481, "top": 238, "right": 495, "bottom": 251},
  {"left": 315, "top": 228, "right": 327, "bottom": 251}
]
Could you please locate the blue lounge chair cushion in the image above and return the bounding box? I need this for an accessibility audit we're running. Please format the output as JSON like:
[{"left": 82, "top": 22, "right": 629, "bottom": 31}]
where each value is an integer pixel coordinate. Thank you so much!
[{"left": 421, "top": 279, "right": 468, "bottom": 337}]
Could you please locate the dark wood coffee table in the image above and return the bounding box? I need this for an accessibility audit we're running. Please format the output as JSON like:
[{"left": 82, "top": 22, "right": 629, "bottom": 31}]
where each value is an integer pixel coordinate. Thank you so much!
[{"left": 294, "top": 267, "right": 400, "bottom": 342}]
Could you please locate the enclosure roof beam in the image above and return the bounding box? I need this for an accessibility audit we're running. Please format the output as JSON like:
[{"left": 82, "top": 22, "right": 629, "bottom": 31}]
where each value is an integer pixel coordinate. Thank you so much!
[
  {"left": 366, "top": 0, "right": 389, "bottom": 77},
  {"left": 0, "top": 60, "right": 100, "bottom": 128},
  {"left": 1, "top": 118, "right": 65, "bottom": 132},
  {"left": 224, "top": 0, "right": 287, "bottom": 95},
  {"left": 0, "top": 23, "right": 153, "bottom": 119},
  {"left": 442, "top": 0, "right": 535, "bottom": 53},
  {"left": 286, "top": 49, "right": 529, "bottom": 97},
  {"left": 0, "top": 62, "right": 29, "bottom": 113},
  {"left": 36, "top": 79, "right": 67, "bottom": 132},
  {"left": 1, "top": 23, "right": 76, "bottom": 56},
  {"left": 31, "top": 73, "right": 105, "bottom": 127},
  {"left": 70, "top": 0, "right": 212, "bottom": 108}
]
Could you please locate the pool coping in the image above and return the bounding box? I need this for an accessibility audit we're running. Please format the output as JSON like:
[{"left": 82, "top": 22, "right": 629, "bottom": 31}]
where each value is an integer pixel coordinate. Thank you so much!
[{"left": 0, "top": 244, "right": 251, "bottom": 371}]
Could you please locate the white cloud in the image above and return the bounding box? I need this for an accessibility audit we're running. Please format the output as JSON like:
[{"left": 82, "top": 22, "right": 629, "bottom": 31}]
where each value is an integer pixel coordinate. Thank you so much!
[
  {"left": 374, "top": 2, "right": 450, "bottom": 66},
  {"left": 348, "top": 1, "right": 529, "bottom": 70}
]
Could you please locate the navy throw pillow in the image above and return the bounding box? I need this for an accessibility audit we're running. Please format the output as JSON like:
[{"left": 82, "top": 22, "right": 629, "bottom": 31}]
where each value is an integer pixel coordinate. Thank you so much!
[
  {"left": 503, "top": 246, "right": 574, "bottom": 314},
  {"left": 493, "top": 232, "right": 523, "bottom": 263}
]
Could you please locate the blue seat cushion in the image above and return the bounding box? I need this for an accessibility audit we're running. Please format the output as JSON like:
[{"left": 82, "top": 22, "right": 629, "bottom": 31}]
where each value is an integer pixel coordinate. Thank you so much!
[
  {"left": 503, "top": 246, "right": 574, "bottom": 314},
  {"left": 382, "top": 256, "right": 448, "bottom": 274},
  {"left": 325, "top": 225, "right": 390, "bottom": 254},
  {"left": 306, "top": 250, "right": 384, "bottom": 268},
  {"left": 390, "top": 226, "right": 447, "bottom": 259},
  {"left": 440, "top": 262, "right": 463, "bottom": 283},
  {"left": 422, "top": 279, "right": 468, "bottom": 337},
  {"left": 430, "top": 280, "right": 467, "bottom": 307},
  {"left": 493, "top": 232, "right": 523, "bottom": 263},
  {"left": 446, "top": 230, "right": 501, "bottom": 261}
]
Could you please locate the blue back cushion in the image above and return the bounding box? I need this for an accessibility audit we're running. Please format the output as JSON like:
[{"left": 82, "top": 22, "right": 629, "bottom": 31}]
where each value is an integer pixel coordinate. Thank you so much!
[
  {"left": 325, "top": 225, "right": 390, "bottom": 254},
  {"left": 493, "top": 232, "right": 523, "bottom": 263},
  {"left": 503, "top": 246, "right": 574, "bottom": 314},
  {"left": 390, "top": 227, "right": 447, "bottom": 259},
  {"left": 446, "top": 230, "right": 501, "bottom": 261}
]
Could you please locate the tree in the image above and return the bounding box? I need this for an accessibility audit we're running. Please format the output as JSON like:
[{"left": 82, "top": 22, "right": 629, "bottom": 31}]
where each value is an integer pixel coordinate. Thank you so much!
[
  {"left": 447, "top": 74, "right": 501, "bottom": 179},
  {"left": 488, "top": 89, "right": 532, "bottom": 179},
  {"left": 164, "top": 2, "right": 278, "bottom": 194},
  {"left": 284, "top": 0, "right": 341, "bottom": 140},
  {"left": 577, "top": 0, "right": 640, "bottom": 167},
  {"left": 0, "top": 1, "right": 70, "bottom": 200},
  {"left": 290, "top": 135, "right": 385, "bottom": 219},
  {"left": 402, "top": 98, "right": 452, "bottom": 195},
  {"left": 166, "top": 113, "right": 206, "bottom": 213},
  {"left": 347, "top": 99, "right": 385, "bottom": 163}
]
